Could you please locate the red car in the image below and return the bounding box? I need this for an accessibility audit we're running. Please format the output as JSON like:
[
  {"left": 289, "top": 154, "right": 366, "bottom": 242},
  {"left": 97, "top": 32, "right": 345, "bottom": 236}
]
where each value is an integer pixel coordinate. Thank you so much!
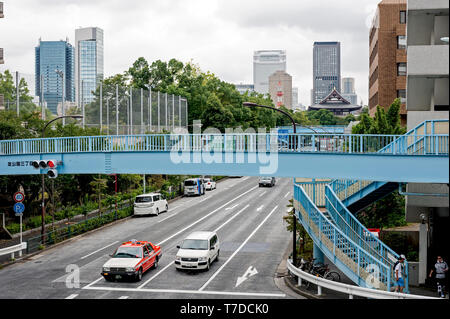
[{"left": 101, "top": 239, "right": 162, "bottom": 281}]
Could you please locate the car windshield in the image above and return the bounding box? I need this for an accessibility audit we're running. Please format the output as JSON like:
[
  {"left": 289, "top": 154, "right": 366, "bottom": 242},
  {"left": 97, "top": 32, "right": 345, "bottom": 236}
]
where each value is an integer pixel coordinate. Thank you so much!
[
  {"left": 135, "top": 196, "right": 152, "bottom": 203},
  {"left": 112, "top": 246, "right": 142, "bottom": 258},
  {"left": 180, "top": 239, "right": 208, "bottom": 250},
  {"left": 184, "top": 180, "right": 196, "bottom": 186}
]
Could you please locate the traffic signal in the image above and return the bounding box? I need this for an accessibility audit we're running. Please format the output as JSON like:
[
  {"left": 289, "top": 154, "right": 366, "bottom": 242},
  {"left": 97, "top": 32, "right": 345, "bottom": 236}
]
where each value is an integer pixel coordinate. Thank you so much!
[
  {"left": 47, "top": 169, "right": 58, "bottom": 178},
  {"left": 31, "top": 159, "right": 61, "bottom": 178}
]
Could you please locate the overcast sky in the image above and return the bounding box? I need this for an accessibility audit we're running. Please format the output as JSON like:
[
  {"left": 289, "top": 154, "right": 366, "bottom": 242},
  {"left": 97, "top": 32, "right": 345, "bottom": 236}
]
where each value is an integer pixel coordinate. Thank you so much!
[{"left": 0, "top": 0, "right": 380, "bottom": 105}]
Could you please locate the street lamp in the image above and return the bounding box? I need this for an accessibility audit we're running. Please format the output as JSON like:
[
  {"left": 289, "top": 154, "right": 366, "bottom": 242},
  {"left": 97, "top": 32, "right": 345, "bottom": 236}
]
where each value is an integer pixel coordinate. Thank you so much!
[
  {"left": 40, "top": 115, "right": 83, "bottom": 241},
  {"left": 243, "top": 101, "right": 299, "bottom": 265}
]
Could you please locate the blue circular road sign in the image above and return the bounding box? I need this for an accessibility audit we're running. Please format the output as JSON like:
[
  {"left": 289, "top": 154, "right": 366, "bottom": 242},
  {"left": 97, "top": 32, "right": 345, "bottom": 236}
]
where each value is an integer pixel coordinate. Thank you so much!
[{"left": 13, "top": 202, "right": 25, "bottom": 215}]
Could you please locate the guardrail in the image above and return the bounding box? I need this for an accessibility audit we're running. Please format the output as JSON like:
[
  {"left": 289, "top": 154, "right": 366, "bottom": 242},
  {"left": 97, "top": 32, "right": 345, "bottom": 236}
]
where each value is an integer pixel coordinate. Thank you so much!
[
  {"left": 0, "top": 242, "right": 27, "bottom": 260},
  {"left": 0, "top": 133, "right": 448, "bottom": 156},
  {"left": 286, "top": 259, "right": 438, "bottom": 299}
]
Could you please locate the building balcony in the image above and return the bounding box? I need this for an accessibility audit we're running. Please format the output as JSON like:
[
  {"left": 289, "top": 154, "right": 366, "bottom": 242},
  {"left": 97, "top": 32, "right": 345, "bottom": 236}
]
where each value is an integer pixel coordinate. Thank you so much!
[{"left": 407, "top": 45, "right": 449, "bottom": 78}]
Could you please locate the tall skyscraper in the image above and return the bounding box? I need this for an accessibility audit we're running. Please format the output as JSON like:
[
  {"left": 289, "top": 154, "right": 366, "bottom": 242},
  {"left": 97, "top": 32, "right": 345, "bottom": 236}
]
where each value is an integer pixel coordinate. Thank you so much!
[
  {"left": 75, "top": 27, "right": 104, "bottom": 106},
  {"left": 269, "top": 71, "right": 292, "bottom": 109},
  {"left": 312, "top": 42, "right": 341, "bottom": 104},
  {"left": 35, "top": 39, "right": 75, "bottom": 114},
  {"left": 369, "top": 0, "right": 407, "bottom": 124},
  {"left": 341, "top": 77, "right": 358, "bottom": 105},
  {"left": 253, "top": 50, "right": 286, "bottom": 94},
  {"left": 292, "top": 87, "right": 299, "bottom": 107}
]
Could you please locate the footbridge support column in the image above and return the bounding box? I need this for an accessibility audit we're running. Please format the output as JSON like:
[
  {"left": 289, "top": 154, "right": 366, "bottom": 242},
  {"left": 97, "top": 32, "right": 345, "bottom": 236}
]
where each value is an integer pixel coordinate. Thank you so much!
[{"left": 313, "top": 243, "right": 324, "bottom": 265}]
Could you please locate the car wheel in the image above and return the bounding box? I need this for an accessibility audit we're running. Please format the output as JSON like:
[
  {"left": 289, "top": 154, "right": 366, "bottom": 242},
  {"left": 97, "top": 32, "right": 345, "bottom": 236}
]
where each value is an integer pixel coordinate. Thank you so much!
[
  {"left": 165, "top": 204, "right": 168, "bottom": 212},
  {"left": 155, "top": 208, "right": 159, "bottom": 216},
  {"left": 153, "top": 257, "right": 159, "bottom": 269},
  {"left": 206, "top": 259, "right": 211, "bottom": 271},
  {"left": 216, "top": 250, "right": 220, "bottom": 262},
  {"left": 136, "top": 268, "right": 143, "bottom": 281}
]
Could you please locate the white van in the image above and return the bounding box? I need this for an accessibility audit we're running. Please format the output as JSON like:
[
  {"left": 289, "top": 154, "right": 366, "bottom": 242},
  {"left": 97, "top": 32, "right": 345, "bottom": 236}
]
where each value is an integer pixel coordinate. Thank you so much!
[
  {"left": 174, "top": 231, "right": 220, "bottom": 271},
  {"left": 133, "top": 193, "right": 168, "bottom": 216}
]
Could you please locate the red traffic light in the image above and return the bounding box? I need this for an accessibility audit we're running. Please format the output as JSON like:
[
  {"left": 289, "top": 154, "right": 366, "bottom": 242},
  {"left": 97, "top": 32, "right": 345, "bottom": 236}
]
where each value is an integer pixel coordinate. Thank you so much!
[{"left": 47, "top": 160, "right": 56, "bottom": 168}]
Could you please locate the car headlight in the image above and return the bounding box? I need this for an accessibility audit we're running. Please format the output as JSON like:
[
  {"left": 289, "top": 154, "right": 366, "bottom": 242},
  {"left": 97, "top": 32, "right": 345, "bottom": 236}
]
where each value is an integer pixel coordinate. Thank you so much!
[
  {"left": 198, "top": 257, "right": 207, "bottom": 262},
  {"left": 175, "top": 256, "right": 181, "bottom": 261},
  {"left": 126, "top": 267, "right": 135, "bottom": 272},
  {"left": 103, "top": 267, "right": 110, "bottom": 272}
]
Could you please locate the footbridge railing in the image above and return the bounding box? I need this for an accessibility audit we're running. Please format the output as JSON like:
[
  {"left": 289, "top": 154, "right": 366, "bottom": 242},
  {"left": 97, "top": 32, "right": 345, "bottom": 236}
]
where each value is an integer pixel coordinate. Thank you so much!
[
  {"left": 0, "top": 132, "right": 447, "bottom": 156},
  {"left": 293, "top": 183, "right": 393, "bottom": 291}
]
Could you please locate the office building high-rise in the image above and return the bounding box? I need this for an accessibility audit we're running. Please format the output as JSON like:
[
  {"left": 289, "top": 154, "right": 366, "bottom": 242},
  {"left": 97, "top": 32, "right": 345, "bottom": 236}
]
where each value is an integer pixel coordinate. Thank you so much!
[
  {"left": 342, "top": 77, "right": 358, "bottom": 105},
  {"left": 369, "top": 0, "right": 407, "bottom": 124},
  {"left": 75, "top": 27, "right": 104, "bottom": 106},
  {"left": 292, "top": 87, "right": 299, "bottom": 108},
  {"left": 269, "top": 71, "right": 292, "bottom": 109},
  {"left": 35, "top": 39, "right": 75, "bottom": 114},
  {"left": 312, "top": 42, "right": 341, "bottom": 104},
  {"left": 253, "top": 50, "right": 286, "bottom": 94}
]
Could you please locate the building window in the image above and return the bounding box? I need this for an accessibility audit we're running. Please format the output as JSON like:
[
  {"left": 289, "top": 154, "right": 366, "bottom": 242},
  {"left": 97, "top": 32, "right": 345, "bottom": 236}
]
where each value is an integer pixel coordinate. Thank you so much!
[
  {"left": 397, "top": 89, "right": 406, "bottom": 103},
  {"left": 397, "top": 36, "right": 407, "bottom": 49},
  {"left": 400, "top": 11, "right": 406, "bottom": 24},
  {"left": 397, "top": 63, "right": 407, "bottom": 76}
]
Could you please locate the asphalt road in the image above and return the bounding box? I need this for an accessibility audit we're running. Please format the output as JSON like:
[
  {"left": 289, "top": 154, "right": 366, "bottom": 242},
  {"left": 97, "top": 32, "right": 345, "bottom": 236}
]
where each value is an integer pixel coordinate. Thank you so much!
[{"left": 0, "top": 176, "right": 301, "bottom": 299}]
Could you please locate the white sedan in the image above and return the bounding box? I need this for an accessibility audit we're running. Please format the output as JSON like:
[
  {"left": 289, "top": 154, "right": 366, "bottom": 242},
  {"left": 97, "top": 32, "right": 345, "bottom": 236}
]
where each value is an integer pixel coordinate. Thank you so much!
[{"left": 204, "top": 178, "right": 216, "bottom": 191}]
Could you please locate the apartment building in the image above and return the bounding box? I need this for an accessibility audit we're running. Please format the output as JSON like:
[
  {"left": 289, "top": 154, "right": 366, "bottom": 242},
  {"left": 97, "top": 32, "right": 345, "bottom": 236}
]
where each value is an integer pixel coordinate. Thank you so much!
[{"left": 369, "top": 0, "right": 407, "bottom": 125}]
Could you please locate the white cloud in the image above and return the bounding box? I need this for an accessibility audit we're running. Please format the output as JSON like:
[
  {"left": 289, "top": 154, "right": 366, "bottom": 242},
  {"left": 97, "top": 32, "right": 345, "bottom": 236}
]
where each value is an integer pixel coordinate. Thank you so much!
[{"left": 0, "top": 0, "right": 380, "bottom": 105}]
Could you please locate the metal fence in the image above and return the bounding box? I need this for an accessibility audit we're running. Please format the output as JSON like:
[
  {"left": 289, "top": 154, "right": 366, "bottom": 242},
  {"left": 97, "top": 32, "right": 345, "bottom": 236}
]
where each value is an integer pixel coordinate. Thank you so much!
[
  {"left": 82, "top": 86, "right": 188, "bottom": 134},
  {"left": 1, "top": 133, "right": 448, "bottom": 156}
]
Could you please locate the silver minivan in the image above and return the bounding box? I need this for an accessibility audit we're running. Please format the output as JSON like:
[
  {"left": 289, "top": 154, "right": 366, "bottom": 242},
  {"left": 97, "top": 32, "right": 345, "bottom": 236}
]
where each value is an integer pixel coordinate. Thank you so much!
[
  {"left": 133, "top": 193, "right": 168, "bottom": 216},
  {"left": 174, "top": 231, "right": 220, "bottom": 271}
]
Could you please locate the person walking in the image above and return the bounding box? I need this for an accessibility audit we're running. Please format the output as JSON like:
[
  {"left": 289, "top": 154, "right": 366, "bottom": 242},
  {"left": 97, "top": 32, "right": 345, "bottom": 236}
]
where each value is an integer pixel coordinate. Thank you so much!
[
  {"left": 429, "top": 256, "right": 448, "bottom": 298},
  {"left": 394, "top": 254, "right": 406, "bottom": 293}
]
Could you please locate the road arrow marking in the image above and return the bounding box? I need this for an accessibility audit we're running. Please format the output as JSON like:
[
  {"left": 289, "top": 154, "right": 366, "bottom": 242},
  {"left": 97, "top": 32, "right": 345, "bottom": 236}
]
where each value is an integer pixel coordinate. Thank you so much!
[{"left": 236, "top": 266, "right": 258, "bottom": 288}]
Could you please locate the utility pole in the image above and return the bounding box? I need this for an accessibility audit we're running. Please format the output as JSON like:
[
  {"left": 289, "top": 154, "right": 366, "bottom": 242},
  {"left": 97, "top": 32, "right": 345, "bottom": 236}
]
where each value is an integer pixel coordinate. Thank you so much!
[{"left": 15, "top": 71, "right": 19, "bottom": 116}]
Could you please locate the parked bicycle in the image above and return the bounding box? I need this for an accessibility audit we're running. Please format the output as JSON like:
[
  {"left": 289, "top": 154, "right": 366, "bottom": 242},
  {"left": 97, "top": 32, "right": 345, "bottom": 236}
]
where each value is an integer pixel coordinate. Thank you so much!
[{"left": 299, "top": 258, "right": 341, "bottom": 289}]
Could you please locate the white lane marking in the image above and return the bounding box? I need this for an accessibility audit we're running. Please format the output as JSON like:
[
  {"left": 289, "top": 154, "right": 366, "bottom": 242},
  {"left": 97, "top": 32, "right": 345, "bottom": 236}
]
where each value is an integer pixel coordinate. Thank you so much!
[
  {"left": 157, "top": 211, "right": 182, "bottom": 223},
  {"left": 225, "top": 204, "right": 238, "bottom": 211},
  {"left": 258, "top": 191, "right": 267, "bottom": 197},
  {"left": 82, "top": 286, "right": 285, "bottom": 298},
  {"left": 242, "top": 177, "right": 250, "bottom": 181},
  {"left": 80, "top": 241, "right": 119, "bottom": 260},
  {"left": 83, "top": 276, "right": 104, "bottom": 289},
  {"left": 198, "top": 205, "right": 279, "bottom": 291},
  {"left": 236, "top": 266, "right": 258, "bottom": 287},
  {"left": 284, "top": 192, "right": 290, "bottom": 198},
  {"left": 84, "top": 186, "right": 259, "bottom": 290},
  {"left": 214, "top": 205, "right": 249, "bottom": 233},
  {"left": 200, "top": 197, "right": 208, "bottom": 202},
  {"left": 155, "top": 186, "right": 258, "bottom": 247},
  {"left": 118, "top": 296, "right": 129, "bottom": 299},
  {"left": 136, "top": 261, "right": 173, "bottom": 289},
  {"left": 65, "top": 294, "right": 79, "bottom": 299},
  {"left": 256, "top": 205, "right": 264, "bottom": 212},
  {"left": 169, "top": 206, "right": 179, "bottom": 211},
  {"left": 138, "top": 204, "right": 250, "bottom": 289}
]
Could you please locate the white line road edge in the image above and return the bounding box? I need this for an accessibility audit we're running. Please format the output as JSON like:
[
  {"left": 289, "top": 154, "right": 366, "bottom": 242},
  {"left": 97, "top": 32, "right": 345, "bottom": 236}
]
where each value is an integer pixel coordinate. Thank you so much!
[
  {"left": 284, "top": 192, "right": 290, "bottom": 198},
  {"left": 198, "top": 205, "right": 279, "bottom": 291},
  {"left": 65, "top": 294, "right": 79, "bottom": 299},
  {"left": 82, "top": 286, "right": 285, "bottom": 298}
]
